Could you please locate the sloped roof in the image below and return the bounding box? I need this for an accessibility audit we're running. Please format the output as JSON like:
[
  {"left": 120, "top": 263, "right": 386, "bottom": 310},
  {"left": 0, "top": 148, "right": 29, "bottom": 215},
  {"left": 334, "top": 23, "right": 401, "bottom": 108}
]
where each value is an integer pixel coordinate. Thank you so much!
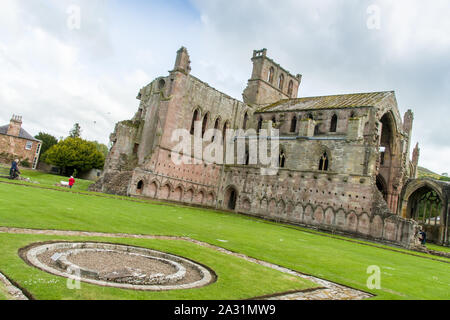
[
  {"left": 256, "top": 91, "right": 395, "bottom": 113},
  {"left": 0, "top": 124, "right": 40, "bottom": 141}
]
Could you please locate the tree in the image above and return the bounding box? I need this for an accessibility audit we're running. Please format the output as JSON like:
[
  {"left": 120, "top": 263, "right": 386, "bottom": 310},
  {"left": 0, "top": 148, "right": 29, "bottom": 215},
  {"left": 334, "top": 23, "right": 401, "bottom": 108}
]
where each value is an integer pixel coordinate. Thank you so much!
[
  {"left": 69, "top": 123, "right": 82, "bottom": 138},
  {"left": 45, "top": 137, "right": 105, "bottom": 175},
  {"left": 34, "top": 132, "right": 58, "bottom": 163},
  {"left": 92, "top": 141, "right": 109, "bottom": 159}
]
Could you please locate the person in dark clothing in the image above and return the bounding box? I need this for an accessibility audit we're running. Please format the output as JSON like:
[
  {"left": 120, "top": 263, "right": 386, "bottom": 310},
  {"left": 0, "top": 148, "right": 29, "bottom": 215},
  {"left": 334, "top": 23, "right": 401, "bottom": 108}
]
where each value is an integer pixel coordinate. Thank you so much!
[
  {"left": 9, "top": 159, "right": 20, "bottom": 179},
  {"left": 418, "top": 226, "right": 427, "bottom": 245}
]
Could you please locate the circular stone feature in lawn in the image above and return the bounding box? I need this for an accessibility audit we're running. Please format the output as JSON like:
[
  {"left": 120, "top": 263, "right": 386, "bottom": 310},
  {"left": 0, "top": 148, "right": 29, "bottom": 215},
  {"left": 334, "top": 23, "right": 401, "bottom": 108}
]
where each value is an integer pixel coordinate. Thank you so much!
[{"left": 23, "top": 242, "right": 215, "bottom": 290}]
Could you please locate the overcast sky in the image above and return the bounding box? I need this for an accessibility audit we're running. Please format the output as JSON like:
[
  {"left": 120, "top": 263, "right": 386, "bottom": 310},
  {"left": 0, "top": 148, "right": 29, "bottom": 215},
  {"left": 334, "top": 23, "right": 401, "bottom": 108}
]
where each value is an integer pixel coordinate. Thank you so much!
[{"left": 1, "top": 0, "right": 449, "bottom": 174}]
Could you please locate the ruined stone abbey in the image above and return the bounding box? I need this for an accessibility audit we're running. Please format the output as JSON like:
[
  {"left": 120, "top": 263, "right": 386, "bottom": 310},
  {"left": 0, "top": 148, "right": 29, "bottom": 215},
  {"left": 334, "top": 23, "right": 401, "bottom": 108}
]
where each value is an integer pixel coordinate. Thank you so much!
[{"left": 92, "top": 48, "right": 449, "bottom": 247}]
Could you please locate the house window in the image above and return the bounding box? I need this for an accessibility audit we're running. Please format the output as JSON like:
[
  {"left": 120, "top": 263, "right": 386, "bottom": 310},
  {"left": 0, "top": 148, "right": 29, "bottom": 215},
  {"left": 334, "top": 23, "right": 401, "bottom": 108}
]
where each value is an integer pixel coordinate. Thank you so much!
[{"left": 25, "top": 141, "right": 33, "bottom": 150}]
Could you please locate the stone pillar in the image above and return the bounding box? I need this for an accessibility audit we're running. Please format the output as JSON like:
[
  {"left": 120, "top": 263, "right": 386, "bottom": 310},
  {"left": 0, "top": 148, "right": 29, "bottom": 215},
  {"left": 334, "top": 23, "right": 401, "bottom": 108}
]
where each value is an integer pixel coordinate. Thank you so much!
[{"left": 299, "top": 119, "right": 315, "bottom": 137}]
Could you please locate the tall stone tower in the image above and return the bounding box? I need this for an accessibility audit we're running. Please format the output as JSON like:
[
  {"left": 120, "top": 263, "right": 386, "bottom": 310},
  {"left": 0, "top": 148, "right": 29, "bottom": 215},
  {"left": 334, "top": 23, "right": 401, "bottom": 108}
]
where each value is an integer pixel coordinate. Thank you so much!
[{"left": 242, "top": 49, "right": 301, "bottom": 106}]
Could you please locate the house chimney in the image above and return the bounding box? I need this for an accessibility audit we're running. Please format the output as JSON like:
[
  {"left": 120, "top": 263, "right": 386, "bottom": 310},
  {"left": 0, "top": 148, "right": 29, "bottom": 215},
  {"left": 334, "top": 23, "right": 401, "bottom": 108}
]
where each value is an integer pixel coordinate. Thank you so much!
[{"left": 7, "top": 115, "right": 22, "bottom": 136}]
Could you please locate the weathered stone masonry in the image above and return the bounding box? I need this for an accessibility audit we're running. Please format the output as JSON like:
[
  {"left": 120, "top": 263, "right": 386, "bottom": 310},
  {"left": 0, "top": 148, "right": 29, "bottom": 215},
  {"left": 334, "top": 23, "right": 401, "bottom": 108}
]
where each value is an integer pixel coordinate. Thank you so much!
[{"left": 92, "top": 47, "right": 443, "bottom": 247}]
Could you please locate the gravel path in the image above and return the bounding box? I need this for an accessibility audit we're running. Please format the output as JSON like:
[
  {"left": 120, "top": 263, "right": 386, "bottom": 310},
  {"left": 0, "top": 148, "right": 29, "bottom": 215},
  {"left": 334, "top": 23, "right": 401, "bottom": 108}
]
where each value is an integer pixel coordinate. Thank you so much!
[{"left": 0, "top": 226, "right": 372, "bottom": 300}]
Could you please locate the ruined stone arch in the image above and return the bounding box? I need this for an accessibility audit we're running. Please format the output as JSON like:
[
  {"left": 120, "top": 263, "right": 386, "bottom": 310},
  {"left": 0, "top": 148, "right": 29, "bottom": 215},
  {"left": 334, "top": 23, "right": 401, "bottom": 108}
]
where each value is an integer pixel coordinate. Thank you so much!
[
  {"left": 290, "top": 115, "right": 297, "bottom": 133},
  {"left": 313, "top": 206, "right": 325, "bottom": 225},
  {"left": 172, "top": 185, "right": 183, "bottom": 201},
  {"left": 201, "top": 112, "right": 210, "bottom": 138},
  {"left": 304, "top": 204, "right": 314, "bottom": 224},
  {"left": 260, "top": 197, "right": 268, "bottom": 212},
  {"left": 286, "top": 201, "right": 294, "bottom": 217},
  {"left": 195, "top": 189, "right": 206, "bottom": 204},
  {"left": 324, "top": 207, "right": 335, "bottom": 225},
  {"left": 190, "top": 108, "right": 201, "bottom": 135},
  {"left": 277, "top": 199, "right": 286, "bottom": 215},
  {"left": 370, "top": 215, "right": 384, "bottom": 238},
  {"left": 268, "top": 198, "right": 277, "bottom": 215},
  {"left": 335, "top": 209, "right": 346, "bottom": 229},
  {"left": 294, "top": 203, "right": 304, "bottom": 221},
  {"left": 357, "top": 213, "right": 371, "bottom": 235},
  {"left": 145, "top": 180, "right": 159, "bottom": 198},
  {"left": 183, "top": 188, "right": 194, "bottom": 203},
  {"left": 159, "top": 183, "right": 172, "bottom": 199},
  {"left": 346, "top": 211, "right": 358, "bottom": 232},
  {"left": 243, "top": 112, "right": 249, "bottom": 130},
  {"left": 241, "top": 197, "right": 251, "bottom": 211},
  {"left": 224, "top": 185, "right": 238, "bottom": 210},
  {"left": 206, "top": 191, "right": 216, "bottom": 206},
  {"left": 399, "top": 178, "right": 448, "bottom": 243},
  {"left": 136, "top": 180, "right": 144, "bottom": 195}
]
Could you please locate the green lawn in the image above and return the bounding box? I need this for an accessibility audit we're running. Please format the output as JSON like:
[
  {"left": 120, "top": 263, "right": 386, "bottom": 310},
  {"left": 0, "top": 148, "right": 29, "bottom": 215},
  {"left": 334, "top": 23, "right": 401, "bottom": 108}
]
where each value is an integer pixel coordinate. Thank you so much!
[
  {"left": 0, "top": 233, "right": 314, "bottom": 300},
  {"left": 0, "top": 182, "right": 449, "bottom": 300},
  {"left": 427, "top": 243, "right": 450, "bottom": 253},
  {"left": 0, "top": 166, "right": 94, "bottom": 191}
]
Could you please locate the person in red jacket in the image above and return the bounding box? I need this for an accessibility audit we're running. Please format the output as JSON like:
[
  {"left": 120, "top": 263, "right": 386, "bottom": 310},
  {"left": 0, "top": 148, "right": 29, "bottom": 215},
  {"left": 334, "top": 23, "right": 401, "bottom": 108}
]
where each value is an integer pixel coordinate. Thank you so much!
[{"left": 69, "top": 176, "right": 75, "bottom": 189}]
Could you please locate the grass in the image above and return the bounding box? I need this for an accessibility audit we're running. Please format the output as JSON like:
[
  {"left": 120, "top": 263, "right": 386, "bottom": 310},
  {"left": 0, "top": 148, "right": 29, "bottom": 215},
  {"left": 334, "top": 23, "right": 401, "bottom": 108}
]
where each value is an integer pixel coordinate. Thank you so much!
[
  {"left": 0, "top": 165, "right": 94, "bottom": 191},
  {"left": 0, "top": 233, "right": 315, "bottom": 300},
  {"left": 427, "top": 243, "right": 450, "bottom": 253},
  {"left": 0, "top": 182, "right": 449, "bottom": 300}
]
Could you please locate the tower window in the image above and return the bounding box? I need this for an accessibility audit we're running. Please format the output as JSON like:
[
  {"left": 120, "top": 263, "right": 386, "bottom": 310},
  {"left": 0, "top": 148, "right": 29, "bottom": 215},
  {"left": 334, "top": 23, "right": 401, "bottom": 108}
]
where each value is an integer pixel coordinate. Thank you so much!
[
  {"left": 290, "top": 116, "right": 297, "bottom": 133},
  {"left": 287, "top": 80, "right": 294, "bottom": 96},
  {"left": 319, "top": 152, "right": 329, "bottom": 171},
  {"left": 190, "top": 109, "right": 199, "bottom": 135},
  {"left": 243, "top": 112, "right": 248, "bottom": 130},
  {"left": 267, "top": 67, "right": 274, "bottom": 84},
  {"left": 278, "top": 74, "right": 285, "bottom": 90},
  {"left": 279, "top": 150, "right": 286, "bottom": 168},
  {"left": 330, "top": 114, "right": 338, "bottom": 132},
  {"left": 201, "top": 113, "right": 209, "bottom": 138}
]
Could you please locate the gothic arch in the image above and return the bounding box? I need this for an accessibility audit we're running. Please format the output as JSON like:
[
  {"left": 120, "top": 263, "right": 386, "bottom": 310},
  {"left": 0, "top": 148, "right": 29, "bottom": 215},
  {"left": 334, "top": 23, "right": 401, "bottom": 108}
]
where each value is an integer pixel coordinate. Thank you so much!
[{"left": 224, "top": 185, "right": 238, "bottom": 210}]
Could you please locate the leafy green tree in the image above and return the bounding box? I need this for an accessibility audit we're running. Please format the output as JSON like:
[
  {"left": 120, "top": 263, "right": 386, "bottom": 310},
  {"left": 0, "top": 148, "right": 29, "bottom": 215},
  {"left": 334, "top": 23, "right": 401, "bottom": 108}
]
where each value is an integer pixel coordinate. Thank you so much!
[
  {"left": 34, "top": 132, "right": 58, "bottom": 163},
  {"left": 45, "top": 137, "right": 105, "bottom": 175},
  {"left": 69, "top": 123, "right": 82, "bottom": 138}
]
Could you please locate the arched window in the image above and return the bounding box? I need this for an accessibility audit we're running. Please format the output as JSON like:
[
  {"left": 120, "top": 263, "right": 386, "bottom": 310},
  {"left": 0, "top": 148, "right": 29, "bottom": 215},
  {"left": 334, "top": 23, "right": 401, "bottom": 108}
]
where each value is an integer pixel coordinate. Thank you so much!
[
  {"left": 136, "top": 180, "right": 144, "bottom": 195},
  {"left": 319, "top": 152, "right": 329, "bottom": 171},
  {"left": 350, "top": 111, "right": 356, "bottom": 118},
  {"left": 290, "top": 115, "right": 297, "bottom": 133},
  {"left": 243, "top": 112, "right": 248, "bottom": 130},
  {"left": 245, "top": 145, "right": 250, "bottom": 166},
  {"left": 278, "top": 74, "right": 285, "bottom": 90},
  {"left": 257, "top": 117, "right": 263, "bottom": 132},
  {"left": 212, "top": 118, "right": 220, "bottom": 142},
  {"left": 279, "top": 150, "right": 286, "bottom": 168},
  {"left": 314, "top": 124, "right": 320, "bottom": 136},
  {"left": 201, "top": 113, "right": 209, "bottom": 138},
  {"left": 308, "top": 113, "right": 314, "bottom": 120},
  {"left": 287, "top": 80, "right": 294, "bottom": 96},
  {"left": 222, "top": 121, "right": 230, "bottom": 143},
  {"left": 267, "top": 67, "right": 274, "bottom": 84},
  {"left": 330, "top": 114, "right": 338, "bottom": 132},
  {"left": 190, "top": 109, "right": 199, "bottom": 135},
  {"left": 272, "top": 116, "right": 277, "bottom": 125}
]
